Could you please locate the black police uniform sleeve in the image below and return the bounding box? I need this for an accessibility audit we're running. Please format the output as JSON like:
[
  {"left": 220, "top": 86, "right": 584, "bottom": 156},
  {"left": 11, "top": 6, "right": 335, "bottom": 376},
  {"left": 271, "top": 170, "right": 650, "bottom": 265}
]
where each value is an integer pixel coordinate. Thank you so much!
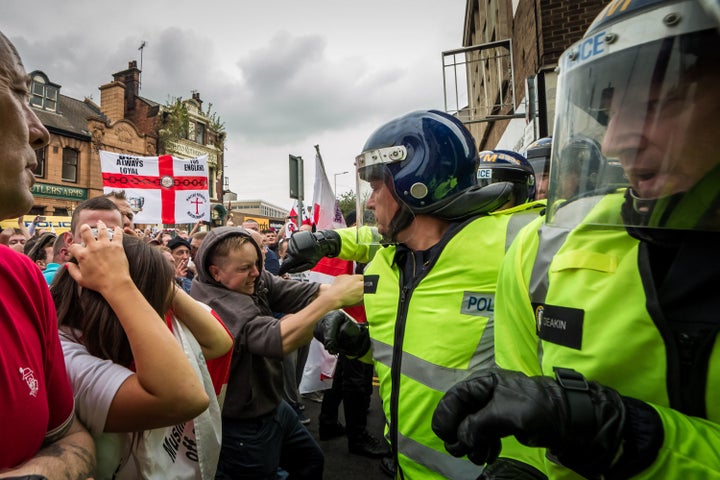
[
  {"left": 313, "top": 310, "right": 370, "bottom": 358},
  {"left": 278, "top": 230, "right": 341, "bottom": 275},
  {"left": 431, "top": 368, "right": 664, "bottom": 479}
]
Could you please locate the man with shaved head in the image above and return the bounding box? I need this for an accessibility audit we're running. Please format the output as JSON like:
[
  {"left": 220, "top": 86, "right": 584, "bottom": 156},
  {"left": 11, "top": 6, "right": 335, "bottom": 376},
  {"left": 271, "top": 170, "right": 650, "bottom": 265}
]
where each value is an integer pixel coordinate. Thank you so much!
[{"left": 0, "top": 30, "right": 95, "bottom": 476}]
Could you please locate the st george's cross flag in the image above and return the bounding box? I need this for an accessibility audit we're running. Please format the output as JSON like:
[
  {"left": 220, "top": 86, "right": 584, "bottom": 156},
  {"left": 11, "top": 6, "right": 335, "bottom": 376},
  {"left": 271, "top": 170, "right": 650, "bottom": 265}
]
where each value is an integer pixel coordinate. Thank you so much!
[
  {"left": 311, "top": 146, "right": 346, "bottom": 230},
  {"left": 299, "top": 146, "right": 354, "bottom": 394},
  {"left": 100, "top": 151, "right": 211, "bottom": 225},
  {"left": 307, "top": 146, "right": 349, "bottom": 285},
  {"left": 284, "top": 201, "right": 299, "bottom": 239}
]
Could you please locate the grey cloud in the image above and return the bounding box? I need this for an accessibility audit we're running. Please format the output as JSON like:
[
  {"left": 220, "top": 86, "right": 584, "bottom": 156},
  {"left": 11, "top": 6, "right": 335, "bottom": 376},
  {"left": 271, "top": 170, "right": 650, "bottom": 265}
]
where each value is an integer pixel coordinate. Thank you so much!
[{"left": 224, "top": 31, "right": 409, "bottom": 144}]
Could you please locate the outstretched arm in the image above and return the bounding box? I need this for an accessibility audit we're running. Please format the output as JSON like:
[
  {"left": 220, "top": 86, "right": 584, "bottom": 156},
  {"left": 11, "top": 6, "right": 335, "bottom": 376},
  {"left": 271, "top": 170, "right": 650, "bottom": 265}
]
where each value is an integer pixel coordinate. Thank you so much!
[
  {"left": 279, "top": 274, "right": 364, "bottom": 353},
  {"left": 189, "top": 220, "right": 203, "bottom": 237}
]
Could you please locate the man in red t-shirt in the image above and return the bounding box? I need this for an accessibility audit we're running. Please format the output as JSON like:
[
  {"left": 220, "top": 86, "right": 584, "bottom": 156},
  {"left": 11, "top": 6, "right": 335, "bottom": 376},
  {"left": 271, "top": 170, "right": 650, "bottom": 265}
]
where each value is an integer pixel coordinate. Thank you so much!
[{"left": 0, "top": 29, "right": 95, "bottom": 477}]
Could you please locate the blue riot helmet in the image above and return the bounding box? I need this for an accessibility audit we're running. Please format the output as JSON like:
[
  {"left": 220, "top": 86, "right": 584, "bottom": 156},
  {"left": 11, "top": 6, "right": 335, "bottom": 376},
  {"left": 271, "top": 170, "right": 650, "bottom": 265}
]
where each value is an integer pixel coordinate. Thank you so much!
[
  {"left": 355, "top": 110, "right": 512, "bottom": 241},
  {"left": 525, "top": 137, "right": 552, "bottom": 178},
  {"left": 525, "top": 137, "right": 552, "bottom": 199},
  {"left": 477, "top": 149, "right": 536, "bottom": 205},
  {"left": 549, "top": 0, "right": 720, "bottom": 231}
]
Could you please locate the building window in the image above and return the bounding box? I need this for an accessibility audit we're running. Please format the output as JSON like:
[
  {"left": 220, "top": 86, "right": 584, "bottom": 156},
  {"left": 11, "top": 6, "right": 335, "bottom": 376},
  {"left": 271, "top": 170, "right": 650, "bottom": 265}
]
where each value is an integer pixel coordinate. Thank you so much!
[
  {"left": 62, "top": 148, "right": 78, "bottom": 182},
  {"left": 196, "top": 123, "right": 206, "bottom": 145},
  {"left": 209, "top": 166, "right": 216, "bottom": 198},
  {"left": 34, "top": 146, "right": 47, "bottom": 178},
  {"left": 29, "top": 73, "right": 58, "bottom": 112}
]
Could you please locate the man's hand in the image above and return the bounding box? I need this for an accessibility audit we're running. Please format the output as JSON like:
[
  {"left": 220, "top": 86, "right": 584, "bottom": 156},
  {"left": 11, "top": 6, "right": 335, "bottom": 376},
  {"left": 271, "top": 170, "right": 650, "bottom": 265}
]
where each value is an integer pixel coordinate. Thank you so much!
[
  {"left": 432, "top": 368, "right": 662, "bottom": 478},
  {"left": 279, "top": 230, "right": 341, "bottom": 275},
  {"left": 314, "top": 310, "right": 370, "bottom": 357},
  {"left": 66, "top": 221, "right": 129, "bottom": 296},
  {"left": 175, "top": 257, "right": 189, "bottom": 278}
]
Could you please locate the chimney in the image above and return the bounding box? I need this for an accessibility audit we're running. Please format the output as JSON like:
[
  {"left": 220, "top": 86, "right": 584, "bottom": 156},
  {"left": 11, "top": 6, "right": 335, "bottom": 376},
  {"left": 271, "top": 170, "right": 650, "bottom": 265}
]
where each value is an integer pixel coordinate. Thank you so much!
[
  {"left": 112, "top": 61, "right": 141, "bottom": 113},
  {"left": 99, "top": 61, "right": 143, "bottom": 122},
  {"left": 191, "top": 90, "right": 203, "bottom": 109}
]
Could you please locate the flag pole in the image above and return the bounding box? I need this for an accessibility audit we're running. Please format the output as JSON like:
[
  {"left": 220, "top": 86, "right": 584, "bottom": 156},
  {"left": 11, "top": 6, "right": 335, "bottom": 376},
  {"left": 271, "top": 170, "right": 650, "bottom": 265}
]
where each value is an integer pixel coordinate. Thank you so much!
[{"left": 314, "top": 144, "right": 322, "bottom": 228}]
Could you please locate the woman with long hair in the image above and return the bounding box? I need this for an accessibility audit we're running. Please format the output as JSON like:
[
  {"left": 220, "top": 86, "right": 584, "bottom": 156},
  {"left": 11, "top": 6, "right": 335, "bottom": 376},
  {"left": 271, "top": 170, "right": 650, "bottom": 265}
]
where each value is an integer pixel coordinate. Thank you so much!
[{"left": 53, "top": 222, "right": 233, "bottom": 479}]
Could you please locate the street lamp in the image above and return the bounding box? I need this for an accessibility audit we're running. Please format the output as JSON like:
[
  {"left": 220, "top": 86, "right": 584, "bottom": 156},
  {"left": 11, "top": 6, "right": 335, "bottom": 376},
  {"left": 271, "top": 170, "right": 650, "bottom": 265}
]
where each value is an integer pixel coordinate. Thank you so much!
[{"left": 334, "top": 171, "right": 350, "bottom": 196}]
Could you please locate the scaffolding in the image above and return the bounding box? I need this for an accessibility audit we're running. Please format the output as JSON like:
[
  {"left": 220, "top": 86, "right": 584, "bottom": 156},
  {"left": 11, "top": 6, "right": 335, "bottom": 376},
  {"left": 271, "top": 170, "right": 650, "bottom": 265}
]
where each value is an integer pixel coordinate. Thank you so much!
[{"left": 442, "top": 39, "right": 525, "bottom": 124}]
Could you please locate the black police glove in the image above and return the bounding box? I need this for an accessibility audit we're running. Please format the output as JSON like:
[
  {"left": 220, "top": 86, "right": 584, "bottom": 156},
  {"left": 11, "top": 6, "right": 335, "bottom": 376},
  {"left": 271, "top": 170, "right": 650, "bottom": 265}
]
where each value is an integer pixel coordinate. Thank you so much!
[
  {"left": 479, "top": 458, "right": 548, "bottom": 480},
  {"left": 432, "top": 368, "right": 663, "bottom": 479},
  {"left": 313, "top": 310, "right": 370, "bottom": 358},
  {"left": 279, "top": 230, "right": 341, "bottom": 275}
]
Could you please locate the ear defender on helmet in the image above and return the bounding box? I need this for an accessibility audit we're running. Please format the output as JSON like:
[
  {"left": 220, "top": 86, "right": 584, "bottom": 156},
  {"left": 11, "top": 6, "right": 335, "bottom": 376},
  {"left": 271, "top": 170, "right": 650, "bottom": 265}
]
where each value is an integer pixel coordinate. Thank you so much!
[{"left": 477, "top": 150, "right": 536, "bottom": 204}]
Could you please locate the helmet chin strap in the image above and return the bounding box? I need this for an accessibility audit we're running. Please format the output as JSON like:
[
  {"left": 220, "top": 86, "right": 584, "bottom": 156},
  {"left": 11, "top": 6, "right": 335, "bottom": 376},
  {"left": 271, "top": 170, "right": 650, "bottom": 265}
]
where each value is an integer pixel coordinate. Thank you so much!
[
  {"left": 384, "top": 203, "right": 415, "bottom": 244},
  {"left": 623, "top": 187, "right": 660, "bottom": 227},
  {"left": 629, "top": 188, "right": 657, "bottom": 215}
]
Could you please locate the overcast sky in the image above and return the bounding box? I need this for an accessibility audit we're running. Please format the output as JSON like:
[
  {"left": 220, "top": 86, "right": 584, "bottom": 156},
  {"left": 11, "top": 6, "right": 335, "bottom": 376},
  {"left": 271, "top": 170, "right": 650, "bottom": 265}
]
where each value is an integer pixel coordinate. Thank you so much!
[{"left": 3, "top": 1, "right": 467, "bottom": 209}]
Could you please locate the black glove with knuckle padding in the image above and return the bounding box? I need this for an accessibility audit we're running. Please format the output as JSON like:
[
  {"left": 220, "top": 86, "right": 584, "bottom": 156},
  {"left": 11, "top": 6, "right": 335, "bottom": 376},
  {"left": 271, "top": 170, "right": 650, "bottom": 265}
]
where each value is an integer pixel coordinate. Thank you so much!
[
  {"left": 278, "top": 230, "right": 341, "bottom": 275},
  {"left": 313, "top": 310, "right": 370, "bottom": 358},
  {"left": 432, "top": 368, "right": 664, "bottom": 480}
]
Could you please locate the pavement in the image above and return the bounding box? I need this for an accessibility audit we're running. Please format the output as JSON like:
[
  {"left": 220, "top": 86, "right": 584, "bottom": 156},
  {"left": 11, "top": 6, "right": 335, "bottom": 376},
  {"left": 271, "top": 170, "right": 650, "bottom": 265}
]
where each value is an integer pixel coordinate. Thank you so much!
[{"left": 300, "top": 383, "right": 393, "bottom": 480}]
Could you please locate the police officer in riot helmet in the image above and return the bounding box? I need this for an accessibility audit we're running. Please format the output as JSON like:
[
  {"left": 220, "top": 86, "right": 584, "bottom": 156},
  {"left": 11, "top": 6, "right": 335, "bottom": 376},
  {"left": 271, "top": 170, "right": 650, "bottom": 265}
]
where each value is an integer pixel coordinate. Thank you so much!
[
  {"left": 524, "top": 137, "right": 552, "bottom": 199},
  {"left": 279, "top": 109, "right": 546, "bottom": 479},
  {"left": 477, "top": 149, "right": 536, "bottom": 206},
  {"left": 432, "top": 0, "right": 720, "bottom": 479}
]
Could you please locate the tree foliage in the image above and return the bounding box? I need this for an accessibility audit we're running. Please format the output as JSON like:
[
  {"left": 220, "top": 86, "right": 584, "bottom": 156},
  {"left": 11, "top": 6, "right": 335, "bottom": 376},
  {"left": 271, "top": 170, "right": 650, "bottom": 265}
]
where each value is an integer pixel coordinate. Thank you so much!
[
  {"left": 205, "top": 102, "right": 226, "bottom": 138},
  {"left": 158, "top": 97, "right": 189, "bottom": 148},
  {"left": 337, "top": 190, "right": 357, "bottom": 218}
]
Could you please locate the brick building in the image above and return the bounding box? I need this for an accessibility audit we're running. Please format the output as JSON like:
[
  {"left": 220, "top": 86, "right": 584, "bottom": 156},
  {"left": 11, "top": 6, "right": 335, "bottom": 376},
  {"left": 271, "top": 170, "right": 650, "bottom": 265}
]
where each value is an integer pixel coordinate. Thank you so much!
[
  {"left": 99, "top": 61, "right": 226, "bottom": 206},
  {"left": 18, "top": 70, "right": 156, "bottom": 233},
  {"left": 446, "top": 0, "right": 607, "bottom": 152},
  {"left": 11, "top": 62, "right": 227, "bottom": 232}
]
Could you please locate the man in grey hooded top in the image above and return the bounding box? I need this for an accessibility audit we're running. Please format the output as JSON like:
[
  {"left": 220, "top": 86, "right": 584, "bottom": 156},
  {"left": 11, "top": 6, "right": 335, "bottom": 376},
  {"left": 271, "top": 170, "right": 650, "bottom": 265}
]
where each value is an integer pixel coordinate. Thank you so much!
[{"left": 191, "top": 226, "right": 363, "bottom": 479}]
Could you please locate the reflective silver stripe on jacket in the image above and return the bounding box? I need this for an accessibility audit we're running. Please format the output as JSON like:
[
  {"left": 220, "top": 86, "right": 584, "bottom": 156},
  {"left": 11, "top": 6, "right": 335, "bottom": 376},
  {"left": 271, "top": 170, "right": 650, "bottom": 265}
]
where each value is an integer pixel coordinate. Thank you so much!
[
  {"left": 371, "top": 325, "right": 495, "bottom": 393},
  {"left": 528, "top": 223, "right": 569, "bottom": 366},
  {"left": 398, "top": 431, "right": 485, "bottom": 479},
  {"left": 529, "top": 197, "right": 603, "bottom": 304},
  {"left": 528, "top": 224, "right": 569, "bottom": 305},
  {"left": 505, "top": 210, "right": 540, "bottom": 252}
]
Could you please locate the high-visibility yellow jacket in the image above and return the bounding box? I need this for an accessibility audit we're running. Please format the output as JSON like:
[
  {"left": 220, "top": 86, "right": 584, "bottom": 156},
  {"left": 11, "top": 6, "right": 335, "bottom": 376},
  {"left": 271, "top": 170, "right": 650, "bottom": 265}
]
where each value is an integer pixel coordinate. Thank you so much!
[
  {"left": 336, "top": 201, "right": 546, "bottom": 479},
  {"left": 495, "top": 192, "right": 720, "bottom": 478}
]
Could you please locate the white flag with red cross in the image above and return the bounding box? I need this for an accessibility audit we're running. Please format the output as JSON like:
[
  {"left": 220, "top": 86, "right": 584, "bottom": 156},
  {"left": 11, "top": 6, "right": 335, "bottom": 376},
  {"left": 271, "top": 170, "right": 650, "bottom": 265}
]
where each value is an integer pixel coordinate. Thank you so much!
[
  {"left": 284, "top": 201, "right": 299, "bottom": 239},
  {"left": 311, "top": 147, "right": 346, "bottom": 230},
  {"left": 298, "top": 146, "right": 353, "bottom": 394},
  {"left": 100, "top": 151, "right": 211, "bottom": 225}
]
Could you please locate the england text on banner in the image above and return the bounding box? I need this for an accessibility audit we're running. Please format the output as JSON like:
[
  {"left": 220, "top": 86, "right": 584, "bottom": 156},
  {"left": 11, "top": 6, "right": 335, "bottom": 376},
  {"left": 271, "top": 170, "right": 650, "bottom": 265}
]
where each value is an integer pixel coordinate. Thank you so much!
[{"left": 99, "top": 151, "right": 210, "bottom": 224}]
